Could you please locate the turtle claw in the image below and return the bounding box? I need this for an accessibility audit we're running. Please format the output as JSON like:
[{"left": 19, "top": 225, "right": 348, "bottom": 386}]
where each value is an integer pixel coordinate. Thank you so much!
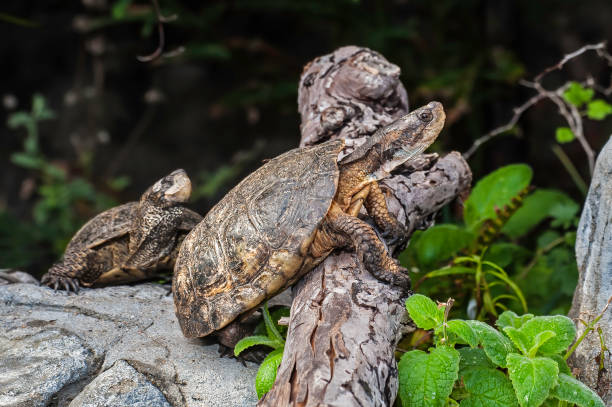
[{"left": 41, "top": 274, "right": 81, "bottom": 294}]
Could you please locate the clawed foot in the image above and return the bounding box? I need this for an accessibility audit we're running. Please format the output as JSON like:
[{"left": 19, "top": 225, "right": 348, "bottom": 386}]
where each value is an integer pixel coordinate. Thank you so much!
[
  {"left": 41, "top": 274, "right": 81, "bottom": 294},
  {"left": 381, "top": 223, "right": 408, "bottom": 250}
]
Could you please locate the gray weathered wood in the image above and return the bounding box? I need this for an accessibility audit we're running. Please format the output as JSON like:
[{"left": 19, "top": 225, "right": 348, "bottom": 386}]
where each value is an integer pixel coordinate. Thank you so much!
[
  {"left": 568, "top": 135, "right": 612, "bottom": 403},
  {"left": 259, "top": 46, "right": 472, "bottom": 406}
]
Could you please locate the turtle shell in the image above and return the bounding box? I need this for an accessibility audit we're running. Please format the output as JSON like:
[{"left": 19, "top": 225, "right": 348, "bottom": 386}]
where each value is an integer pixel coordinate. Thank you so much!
[
  {"left": 65, "top": 202, "right": 138, "bottom": 253},
  {"left": 173, "top": 139, "right": 345, "bottom": 337}
]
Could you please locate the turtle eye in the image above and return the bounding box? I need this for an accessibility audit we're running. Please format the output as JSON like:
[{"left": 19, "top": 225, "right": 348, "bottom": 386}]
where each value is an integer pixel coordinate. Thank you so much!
[{"left": 419, "top": 111, "right": 433, "bottom": 122}]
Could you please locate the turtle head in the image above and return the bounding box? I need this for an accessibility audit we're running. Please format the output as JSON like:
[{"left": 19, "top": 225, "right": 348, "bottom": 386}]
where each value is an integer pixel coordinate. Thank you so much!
[
  {"left": 143, "top": 169, "right": 192, "bottom": 207},
  {"left": 373, "top": 101, "right": 445, "bottom": 178},
  {"left": 341, "top": 101, "right": 445, "bottom": 180}
]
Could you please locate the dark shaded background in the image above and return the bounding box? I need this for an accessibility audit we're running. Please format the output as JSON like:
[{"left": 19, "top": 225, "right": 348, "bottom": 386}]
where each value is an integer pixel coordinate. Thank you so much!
[{"left": 1, "top": 0, "right": 611, "bottom": 274}]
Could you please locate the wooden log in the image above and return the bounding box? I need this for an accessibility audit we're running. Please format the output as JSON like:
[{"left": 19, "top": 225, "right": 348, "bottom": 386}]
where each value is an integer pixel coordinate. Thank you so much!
[{"left": 259, "top": 46, "right": 472, "bottom": 406}]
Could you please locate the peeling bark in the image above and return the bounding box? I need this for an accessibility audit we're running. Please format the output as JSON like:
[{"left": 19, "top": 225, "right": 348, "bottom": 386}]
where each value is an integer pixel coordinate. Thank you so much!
[{"left": 259, "top": 46, "right": 472, "bottom": 406}]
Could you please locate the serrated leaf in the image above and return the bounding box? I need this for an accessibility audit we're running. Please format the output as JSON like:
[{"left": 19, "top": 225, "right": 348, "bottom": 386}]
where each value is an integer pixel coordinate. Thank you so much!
[
  {"left": 545, "top": 354, "right": 572, "bottom": 375},
  {"left": 234, "top": 335, "right": 283, "bottom": 356},
  {"left": 496, "top": 311, "right": 534, "bottom": 330},
  {"left": 502, "top": 189, "right": 577, "bottom": 238},
  {"left": 555, "top": 127, "right": 575, "bottom": 143},
  {"left": 460, "top": 367, "right": 518, "bottom": 407},
  {"left": 458, "top": 348, "right": 495, "bottom": 373},
  {"left": 562, "top": 82, "right": 593, "bottom": 107},
  {"left": 518, "top": 316, "right": 576, "bottom": 355},
  {"left": 503, "top": 327, "right": 530, "bottom": 355},
  {"left": 464, "top": 164, "right": 532, "bottom": 229},
  {"left": 527, "top": 331, "right": 557, "bottom": 358},
  {"left": 467, "top": 320, "right": 516, "bottom": 367},
  {"left": 398, "top": 346, "right": 460, "bottom": 407},
  {"left": 550, "top": 373, "right": 605, "bottom": 407},
  {"left": 549, "top": 200, "right": 579, "bottom": 229},
  {"left": 445, "top": 320, "right": 479, "bottom": 348},
  {"left": 411, "top": 224, "right": 474, "bottom": 268},
  {"left": 406, "top": 294, "right": 445, "bottom": 330},
  {"left": 586, "top": 99, "right": 612, "bottom": 120},
  {"left": 255, "top": 348, "right": 283, "bottom": 398},
  {"left": 506, "top": 354, "right": 558, "bottom": 407}
]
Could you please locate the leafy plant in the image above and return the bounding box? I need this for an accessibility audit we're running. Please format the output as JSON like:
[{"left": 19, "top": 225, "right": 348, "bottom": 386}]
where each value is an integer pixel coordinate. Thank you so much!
[
  {"left": 3, "top": 94, "right": 124, "bottom": 267},
  {"left": 234, "top": 303, "right": 287, "bottom": 398},
  {"left": 402, "top": 163, "right": 580, "bottom": 318},
  {"left": 397, "top": 294, "right": 604, "bottom": 407}
]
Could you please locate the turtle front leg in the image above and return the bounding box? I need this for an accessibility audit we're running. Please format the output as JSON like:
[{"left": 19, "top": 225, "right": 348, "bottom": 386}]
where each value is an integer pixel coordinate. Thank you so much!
[
  {"left": 41, "top": 263, "right": 83, "bottom": 293},
  {"left": 364, "top": 182, "right": 408, "bottom": 248},
  {"left": 41, "top": 249, "right": 100, "bottom": 293},
  {"left": 325, "top": 211, "right": 411, "bottom": 290}
]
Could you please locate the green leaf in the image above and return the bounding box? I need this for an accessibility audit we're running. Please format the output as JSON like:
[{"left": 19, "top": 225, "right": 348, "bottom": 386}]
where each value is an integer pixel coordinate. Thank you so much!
[
  {"left": 425, "top": 266, "right": 475, "bottom": 279},
  {"left": 502, "top": 189, "right": 577, "bottom": 239},
  {"left": 467, "top": 320, "right": 516, "bottom": 367},
  {"left": 545, "top": 354, "right": 572, "bottom": 376},
  {"left": 262, "top": 302, "right": 284, "bottom": 343},
  {"left": 31, "top": 94, "right": 54, "bottom": 120},
  {"left": 234, "top": 335, "right": 283, "bottom": 356},
  {"left": 445, "top": 320, "right": 479, "bottom": 348},
  {"left": 562, "top": 82, "right": 593, "bottom": 107},
  {"left": 411, "top": 225, "right": 474, "bottom": 268},
  {"left": 406, "top": 294, "right": 445, "bottom": 330},
  {"left": 255, "top": 348, "right": 283, "bottom": 399},
  {"left": 496, "top": 311, "right": 534, "bottom": 330},
  {"left": 518, "top": 316, "right": 576, "bottom": 355},
  {"left": 483, "top": 243, "right": 530, "bottom": 269},
  {"left": 586, "top": 99, "right": 612, "bottom": 120},
  {"left": 464, "top": 164, "right": 532, "bottom": 229},
  {"left": 555, "top": 127, "right": 575, "bottom": 143},
  {"left": 398, "top": 346, "right": 460, "bottom": 407},
  {"left": 458, "top": 348, "right": 495, "bottom": 373},
  {"left": 549, "top": 200, "right": 580, "bottom": 229},
  {"left": 112, "top": 0, "right": 133, "bottom": 19},
  {"left": 10, "top": 152, "right": 44, "bottom": 170},
  {"left": 460, "top": 367, "right": 518, "bottom": 407},
  {"left": 502, "top": 327, "right": 530, "bottom": 356},
  {"left": 506, "top": 354, "right": 559, "bottom": 407},
  {"left": 527, "top": 331, "right": 557, "bottom": 358},
  {"left": 550, "top": 373, "right": 605, "bottom": 407},
  {"left": 7, "top": 111, "right": 32, "bottom": 129}
]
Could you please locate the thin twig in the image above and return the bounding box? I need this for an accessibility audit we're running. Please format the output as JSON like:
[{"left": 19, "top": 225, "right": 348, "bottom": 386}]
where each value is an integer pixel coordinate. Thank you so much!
[
  {"left": 551, "top": 145, "right": 588, "bottom": 195},
  {"left": 137, "top": 0, "right": 178, "bottom": 63},
  {"left": 463, "top": 93, "right": 544, "bottom": 159},
  {"left": 534, "top": 42, "right": 608, "bottom": 83},
  {"left": 463, "top": 42, "right": 612, "bottom": 169}
]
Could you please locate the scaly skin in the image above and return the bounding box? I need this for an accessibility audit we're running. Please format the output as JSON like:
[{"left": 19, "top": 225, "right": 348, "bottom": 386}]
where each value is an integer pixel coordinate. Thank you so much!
[{"left": 311, "top": 101, "right": 445, "bottom": 290}]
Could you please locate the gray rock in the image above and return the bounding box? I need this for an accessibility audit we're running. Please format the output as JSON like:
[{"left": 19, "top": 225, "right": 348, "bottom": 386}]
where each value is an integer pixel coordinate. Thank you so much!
[
  {"left": 69, "top": 360, "right": 171, "bottom": 407},
  {"left": 569, "top": 135, "right": 612, "bottom": 403},
  {"left": 0, "top": 283, "right": 260, "bottom": 407}
]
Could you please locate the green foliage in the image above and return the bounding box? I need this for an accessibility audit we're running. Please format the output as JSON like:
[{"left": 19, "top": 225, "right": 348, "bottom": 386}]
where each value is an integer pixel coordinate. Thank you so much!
[
  {"left": 398, "top": 295, "right": 605, "bottom": 407},
  {"left": 586, "top": 99, "right": 612, "bottom": 120},
  {"left": 3, "top": 94, "right": 122, "bottom": 265},
  {"left": 562, "top": 82, "right": 593, "bottom": 107},
  {"left": 234, "top": 303, "right": 288, "bottom": 399},
  {"left": 402, "top": 164, "right": 580, "bottom": 318},
  {"left": 555, "top": 127, "right": 575, "bottom": 144},
  {"left": 398, "top": 346, "right": 460, "bottom": 407},
  {"left": 463, "top": 164, "right": 532, "bottom": 230},
  {"left": 255, "top": 349, "right": 284, "bottom": 399}
]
